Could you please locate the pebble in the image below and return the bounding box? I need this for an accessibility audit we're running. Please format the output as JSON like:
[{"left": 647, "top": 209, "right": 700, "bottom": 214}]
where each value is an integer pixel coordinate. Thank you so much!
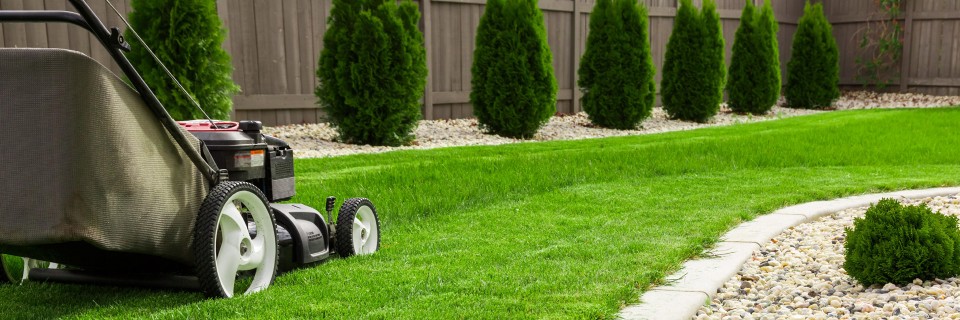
[
  {"left": 263, "top": 91, "right": 960, "bottom": 158},
  {"left": 695, "top": 194, "right": 960, "bottom": 319}
]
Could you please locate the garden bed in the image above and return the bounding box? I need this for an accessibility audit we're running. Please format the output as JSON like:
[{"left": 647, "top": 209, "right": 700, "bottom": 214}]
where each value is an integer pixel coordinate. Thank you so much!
[
  {"left": 696, "top": 194, "right": 960, "bottom": 319},
  {"left": 265, "top": 91, "right": 960, "bottom": 158}
]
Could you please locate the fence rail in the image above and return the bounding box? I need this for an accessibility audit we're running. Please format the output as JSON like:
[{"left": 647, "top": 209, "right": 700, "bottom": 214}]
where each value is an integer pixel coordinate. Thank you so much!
[{"left": 1, "top": 0, "right": 958, "bottom": 126}]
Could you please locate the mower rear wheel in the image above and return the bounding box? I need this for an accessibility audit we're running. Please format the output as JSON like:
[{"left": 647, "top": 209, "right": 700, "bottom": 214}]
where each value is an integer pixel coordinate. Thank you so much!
[
  {"left": 194, "top": 181, "right": 278, "bottom": 298},
  {"left": 0, "top": 255, "right": 57, "bottom": 284},
  {"left": 335, "top": 198, "right": 380, "bottom": 257}
]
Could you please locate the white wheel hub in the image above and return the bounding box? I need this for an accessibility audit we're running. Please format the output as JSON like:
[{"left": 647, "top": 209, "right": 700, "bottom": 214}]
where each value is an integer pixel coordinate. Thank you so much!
[
  {"left": 352, "top": 206, "right": 379, "bottom": 255},
  {"left": 215, "top": 190, "right": 276, "bottom": 297}
]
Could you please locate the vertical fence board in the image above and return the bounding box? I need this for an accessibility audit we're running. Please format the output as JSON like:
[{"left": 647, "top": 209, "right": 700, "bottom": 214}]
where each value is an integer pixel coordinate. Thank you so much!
[
  {"left": 22, "top": 1, "right": 47, "bottom": 47},
  {"left": 43, "top": 0, "right": 68, "bottom": 49},
  {"left": 1, "top": 0, "right": 27, "bottom": 47},
  {"left": 239, "top": 0, "right": 261, "bottom": 94},
  {"left": 954, "top": 20, "right": 960, "bottom": 84},
  {"left": 571, "top": 0, "right": 581, "bottom": 113},
  {"left": 282, "top": 0, "right": 302, "bottom": 95},
  {"left": 254, "top": 0, "right": 287, "bottom": 95},
  {"left": 422, "top": 0, "right": 435, "bottom": 119},
  {"left": 297, "top": 0, "right": 315, "bottom": 95},
  {"left": 900, "top": 1, "right": 913, "bottom": 91}
]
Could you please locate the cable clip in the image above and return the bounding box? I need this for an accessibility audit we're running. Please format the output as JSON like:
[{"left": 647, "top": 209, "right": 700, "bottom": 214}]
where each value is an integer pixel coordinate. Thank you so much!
[{"left": 109, "top": 27, "right": 131, "bottom": 52}]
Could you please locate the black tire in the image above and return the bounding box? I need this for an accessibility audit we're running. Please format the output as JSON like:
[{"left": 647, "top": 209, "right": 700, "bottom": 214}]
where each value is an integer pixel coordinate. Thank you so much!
[
  {"left": 335, "top": 198, "right": 381, "bottom": 257},
  {"left": 194, "top": 181, "right": 279, "bottom": 298}
]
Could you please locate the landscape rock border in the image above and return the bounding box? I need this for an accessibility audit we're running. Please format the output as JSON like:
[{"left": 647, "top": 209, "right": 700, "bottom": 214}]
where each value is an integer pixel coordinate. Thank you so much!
[
  {"left": 617, "top": 187, "right": 960, "bottom": 320},
  {"left": 265, "top": 91, "right": 960, "bottom": 159}
]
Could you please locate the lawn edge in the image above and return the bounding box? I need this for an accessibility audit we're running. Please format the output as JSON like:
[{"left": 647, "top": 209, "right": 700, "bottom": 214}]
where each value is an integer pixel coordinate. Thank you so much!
[{"left": 618, "top": 186, "right": 960, "bottom": 320}]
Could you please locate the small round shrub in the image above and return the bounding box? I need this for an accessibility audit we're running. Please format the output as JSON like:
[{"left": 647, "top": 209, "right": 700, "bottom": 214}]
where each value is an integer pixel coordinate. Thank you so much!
[
  {"left": 785, "top": 1, "right": 839, "bottom": 109},
  {"left": 316, "top": 0, "right": 427, "bottom": 147},
  {"left": 844, "top": 199, "right": 960, "bottom": 286},
  {"left": 127, "top": 0, "right": 239, "bottom": 121},
  {"left": 578, "top": 0, "right": 656, "bottom": 130},
  {"left": 471, "top": 0, "right": 558, "bottom": 139},
  {"left": 660, "top": 0, "right": 725, "bottom": 123}
]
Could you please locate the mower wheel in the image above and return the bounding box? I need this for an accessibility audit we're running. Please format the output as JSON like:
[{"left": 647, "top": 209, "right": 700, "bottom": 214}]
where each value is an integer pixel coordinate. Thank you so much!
[
  {"left": 194, "top": 181, "right": 278, "bottom": 298},
  {"left": 335, "top": 198, "right": 380, "bottom": 257},
  {"left": 0, "top": 255, "right": 57, "bottom": 284}
]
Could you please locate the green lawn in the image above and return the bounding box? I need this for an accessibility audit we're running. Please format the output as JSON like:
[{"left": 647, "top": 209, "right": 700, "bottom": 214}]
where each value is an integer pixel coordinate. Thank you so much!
[{"left": 3, "top": 108, "right": 960, "bottom": 319}]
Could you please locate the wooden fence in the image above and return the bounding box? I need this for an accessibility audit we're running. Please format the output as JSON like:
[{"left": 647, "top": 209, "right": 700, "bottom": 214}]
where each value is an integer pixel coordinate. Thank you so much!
[
  {"left": 1, "top": 0, "right": 957, "bottom": 125},
  {"left": 823, "top": 0, "right": 960, "bottom": 96}
]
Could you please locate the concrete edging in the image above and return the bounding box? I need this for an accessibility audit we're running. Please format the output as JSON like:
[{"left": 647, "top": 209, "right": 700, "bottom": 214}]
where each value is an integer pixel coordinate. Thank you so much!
[{"left": 618, "top": 187, "right": 960, "bottom": 320}]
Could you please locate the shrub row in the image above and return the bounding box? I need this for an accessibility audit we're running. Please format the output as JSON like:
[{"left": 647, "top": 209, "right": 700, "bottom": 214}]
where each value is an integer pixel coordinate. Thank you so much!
[
  {"left": 321, "top": 0, "right": 841, "bottom": 142},
  {"left": 129, "top": 0, "right": 843, "bottom": 146}
]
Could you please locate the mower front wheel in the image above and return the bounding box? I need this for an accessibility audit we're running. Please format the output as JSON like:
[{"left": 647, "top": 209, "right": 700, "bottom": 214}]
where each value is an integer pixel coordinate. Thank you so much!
[
  {"left": 194, "top": 181, "right": 279, "bottom": 298},
  {"left": 335, "top": 198, "right": 381, "bottom": 257}
]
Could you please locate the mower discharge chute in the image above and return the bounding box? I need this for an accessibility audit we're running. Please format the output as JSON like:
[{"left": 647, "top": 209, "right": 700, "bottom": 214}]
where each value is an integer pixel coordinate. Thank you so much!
[{"left": 0, "top": 0, "right": 380, "bottom": 298}]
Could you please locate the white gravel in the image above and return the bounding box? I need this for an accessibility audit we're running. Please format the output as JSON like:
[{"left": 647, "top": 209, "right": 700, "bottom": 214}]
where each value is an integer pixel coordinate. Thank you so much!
[
  {"left": 695, "top": 194, "right": 960, "bottom": 320},
  {"left": 264, "top": 91, "right": 960, "bottom": 158}
]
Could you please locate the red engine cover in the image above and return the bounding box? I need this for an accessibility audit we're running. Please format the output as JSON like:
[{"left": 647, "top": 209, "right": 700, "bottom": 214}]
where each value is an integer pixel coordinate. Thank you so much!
[{"left": 176, "top": 120, "right": 240, "bottom": 132}]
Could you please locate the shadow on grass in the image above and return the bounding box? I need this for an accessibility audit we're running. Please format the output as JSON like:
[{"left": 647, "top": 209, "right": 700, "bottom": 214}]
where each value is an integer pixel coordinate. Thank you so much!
[{"left": 0, "top": 282, "right": 202, "bottom": 319}]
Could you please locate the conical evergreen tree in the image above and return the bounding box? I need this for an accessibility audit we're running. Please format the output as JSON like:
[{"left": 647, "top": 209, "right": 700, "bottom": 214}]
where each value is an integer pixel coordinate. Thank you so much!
[
  {"left": 471, "top": 0, "right": 558, "bottom": 139},
  {"left": 759, "top": 0, "right": 782, "bottom": 106},
  {"left": 578, "top": 0, "right": 656, "bottom": 130},
  {"left": 702, "top": 0, "right": 726, "bottom": 113},
  {"left": 316, "top": 0, "right": 427, "bottom": 146},
  {"left": 785, "top": 1, "right": 839, "bottom": 109},
  {"left": 728, "top": 0, "right": 781, "bottom": 114},
  {"left": 127, "top": 0, "right": 239, "bottom": 121},
  {"left": 661, "top": 0, "right": 725, "bottom": 123}
]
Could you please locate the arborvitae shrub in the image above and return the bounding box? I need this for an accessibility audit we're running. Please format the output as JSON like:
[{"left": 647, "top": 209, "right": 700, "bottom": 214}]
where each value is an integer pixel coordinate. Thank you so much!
[
  {"left": 702, "top": 0, "right": 726, "bottom": 111},
  {"left": 127, "top": 0, "right": 238, "bottom": 120},
  {"left": 785, "top": 1, "right": 839, "bottom": 109},
  {"left": 844, "top": 199, "right": 960, "bottom": 286},
  {"left": 759, "top": 0, "right": 781, "bottom": 106},
  {"left": 577, "top": 0, "right": 656, "bottom": 130},
  {"left": 471, "top": 0, "right": 558, "bottom": 139},
  {"left": 661, "top": 0, "right": 725, "bottom": 123},
  {"left": 728, "top": 0, "right": 781, "bottom": 114},
  {"left": 316, "top": 0, "right": 427, "bottom": 146}
]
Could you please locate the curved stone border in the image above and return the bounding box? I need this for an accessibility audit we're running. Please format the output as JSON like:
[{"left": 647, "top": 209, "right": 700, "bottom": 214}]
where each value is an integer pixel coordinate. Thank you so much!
[{"left": 617, "top": 187, "right": 960, "bottom": 320}]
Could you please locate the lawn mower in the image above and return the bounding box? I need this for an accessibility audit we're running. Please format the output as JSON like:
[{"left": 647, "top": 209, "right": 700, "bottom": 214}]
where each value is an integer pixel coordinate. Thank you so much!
[{"left": 0, "top": 0, "right": 380, "bottom": 298}]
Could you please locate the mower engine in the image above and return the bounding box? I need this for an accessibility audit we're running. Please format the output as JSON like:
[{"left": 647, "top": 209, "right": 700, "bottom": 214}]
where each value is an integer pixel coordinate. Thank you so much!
[
  {"left": 178, "top": 120, "right": 333, "bottom": 267},
  {"left": 178, "top": 120, "right": 294, "bottom": 201}
]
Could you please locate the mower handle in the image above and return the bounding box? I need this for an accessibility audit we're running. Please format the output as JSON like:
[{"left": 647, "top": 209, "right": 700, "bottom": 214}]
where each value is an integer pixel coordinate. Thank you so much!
[
  {"left": 0, "top": 0, "right": 222, "bottom": 185},
  {"left": 0, "top": 11, "right": 91, "bottom": 32}
]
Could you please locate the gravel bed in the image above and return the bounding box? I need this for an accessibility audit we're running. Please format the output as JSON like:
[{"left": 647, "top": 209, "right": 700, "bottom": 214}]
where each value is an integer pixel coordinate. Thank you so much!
[
  {"left": 264, "top": 91, "right": 960, "bottom": 158},
  {"left": 695, "top": 194, "right": 960, "bottom": 320}
]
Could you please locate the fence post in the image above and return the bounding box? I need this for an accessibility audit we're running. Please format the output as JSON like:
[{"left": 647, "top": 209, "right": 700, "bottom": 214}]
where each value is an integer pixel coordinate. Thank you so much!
[
  {"left": 422, "top": 0, "right": 434, "bottom": 120},
  {"left": 899, "top": 0, "right": 912, "bottom": 92},
  {"left": 572, "top": 0, "right": 582, "bottom": 114}
]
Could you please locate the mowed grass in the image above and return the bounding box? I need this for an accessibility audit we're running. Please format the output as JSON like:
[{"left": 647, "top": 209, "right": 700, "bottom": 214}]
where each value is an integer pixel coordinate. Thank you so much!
[{"left": 3, "top": 108, "right": 960, "bottom": 319}]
